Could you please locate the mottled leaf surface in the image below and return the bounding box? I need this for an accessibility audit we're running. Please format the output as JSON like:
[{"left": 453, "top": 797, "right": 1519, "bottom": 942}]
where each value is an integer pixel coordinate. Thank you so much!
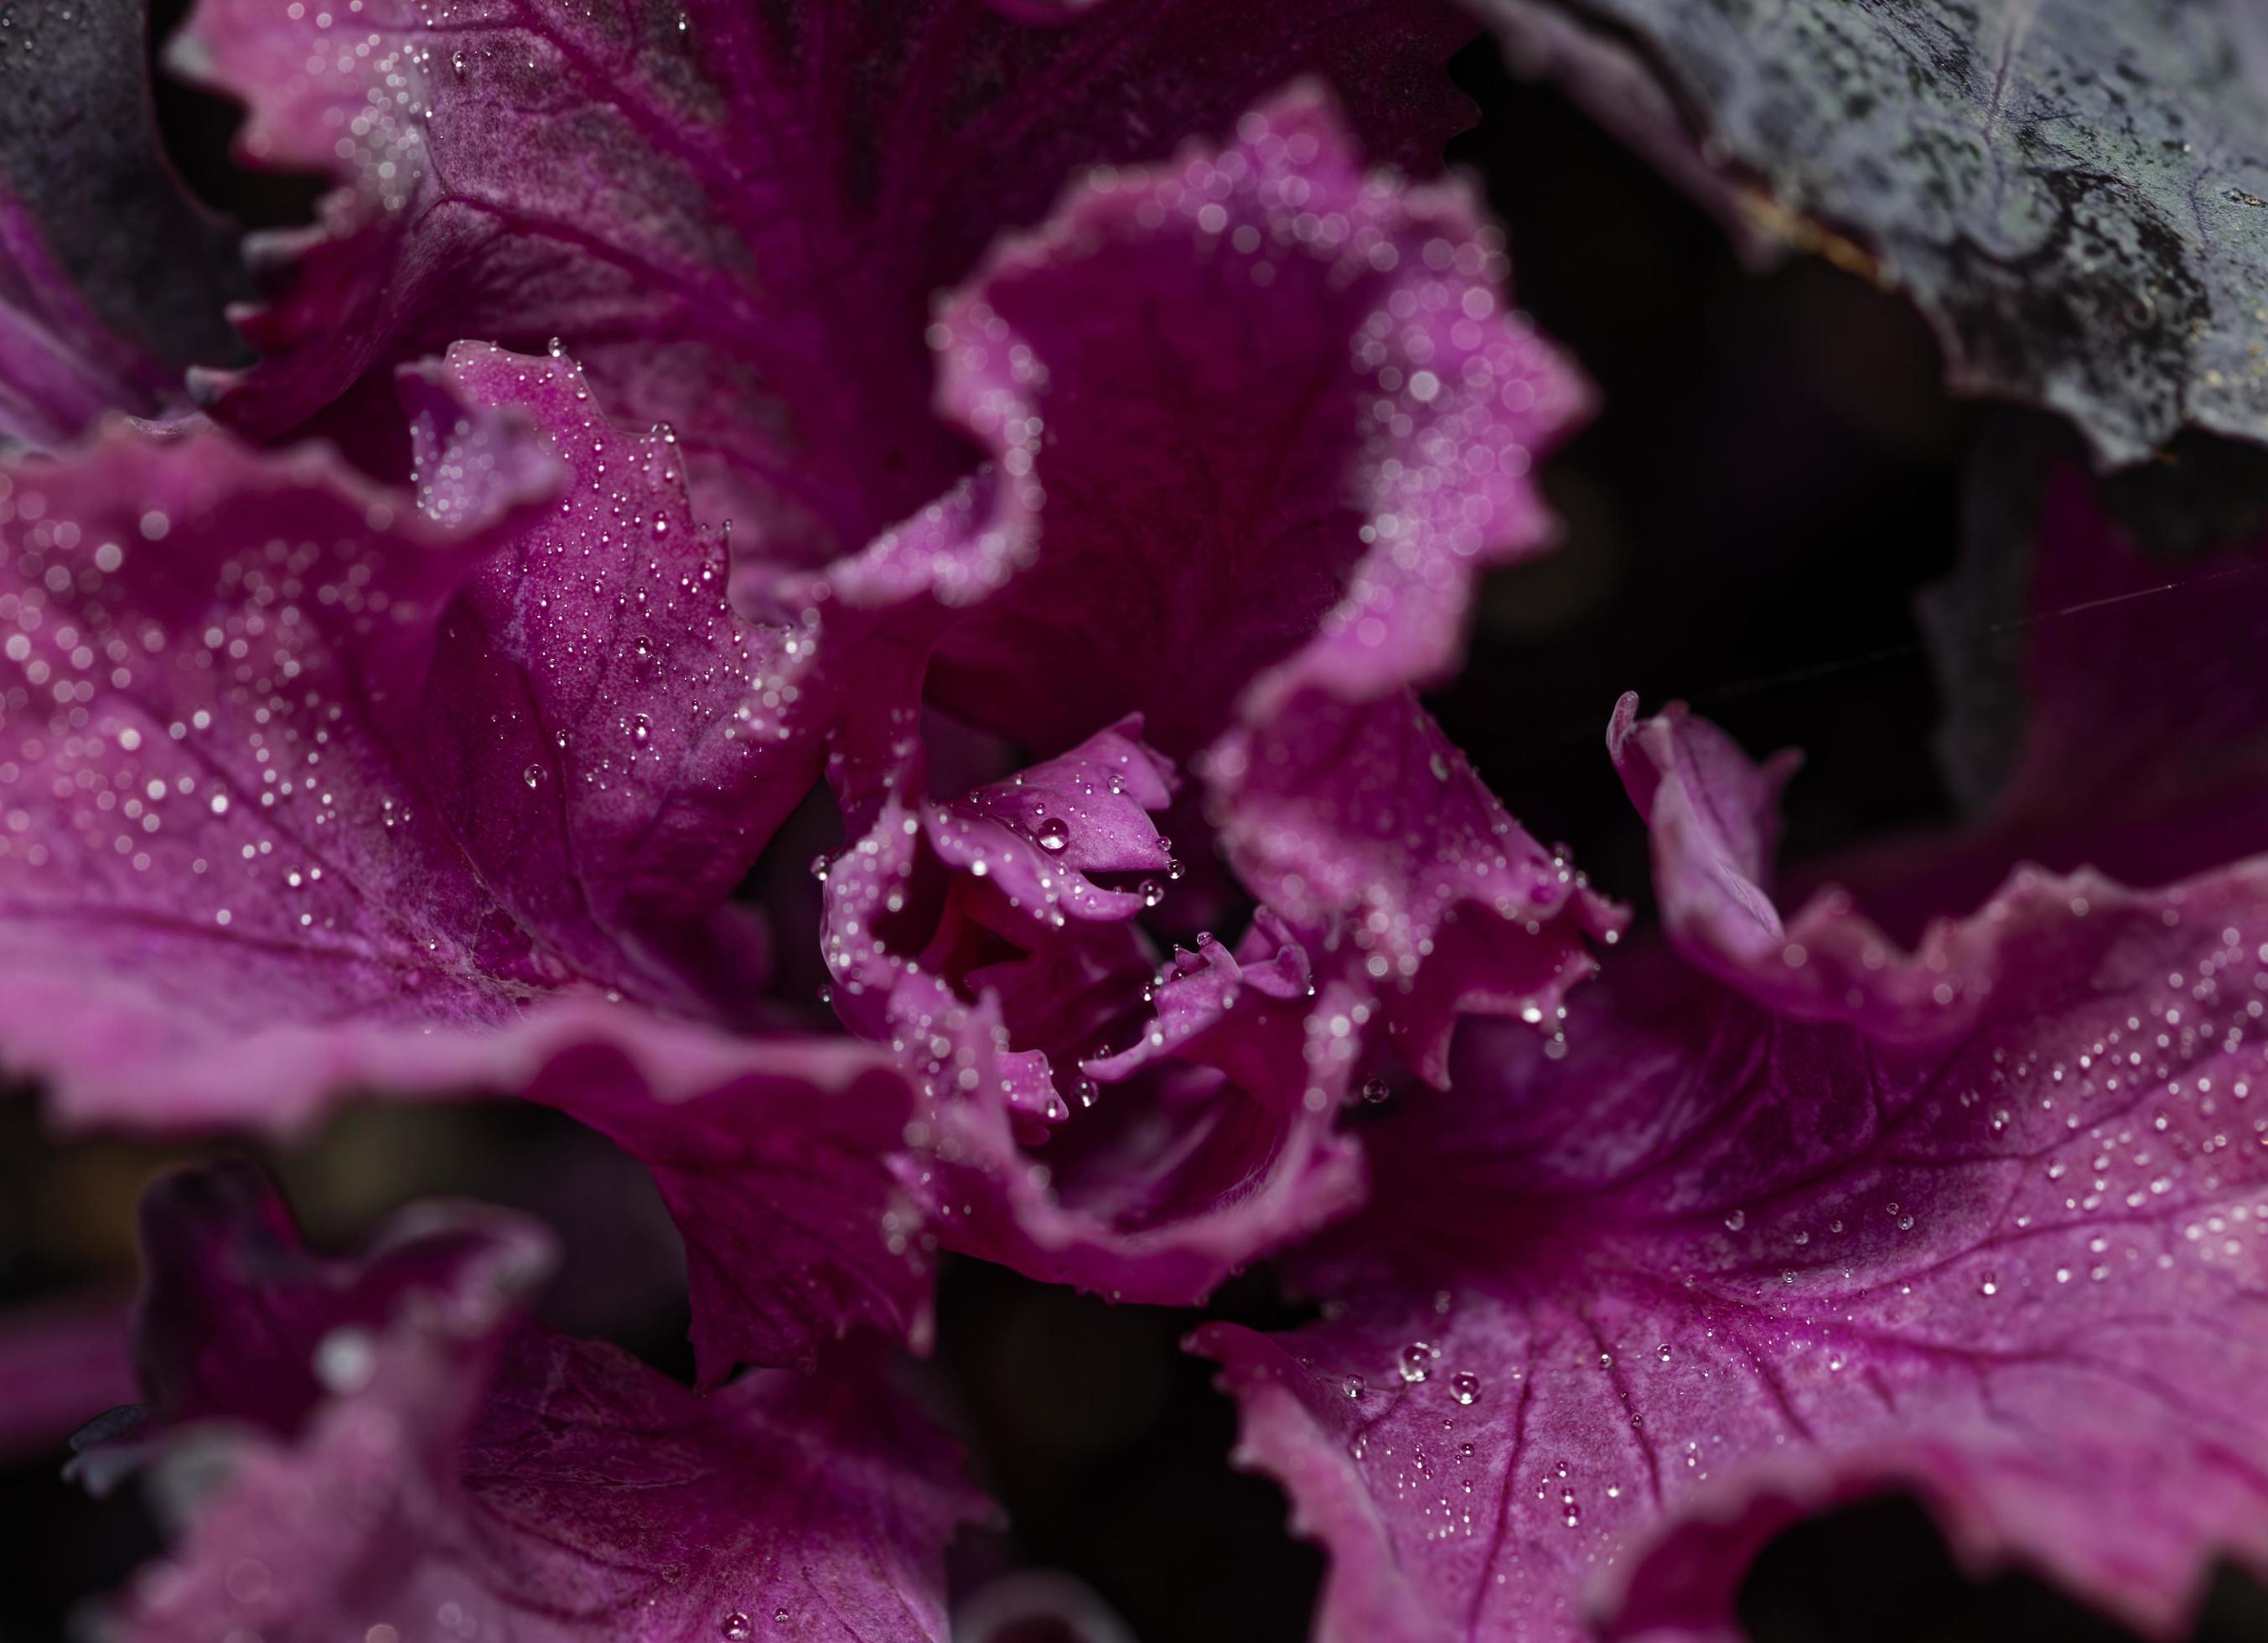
[{"left": 1470, "top": 0, "right": 2268, "bottom": 463}]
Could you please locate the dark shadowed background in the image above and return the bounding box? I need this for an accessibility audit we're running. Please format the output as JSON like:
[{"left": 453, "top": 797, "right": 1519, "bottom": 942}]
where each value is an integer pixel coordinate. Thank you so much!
[{"left": 3, "top": 18, "right": 2266, "bottom": 1643}]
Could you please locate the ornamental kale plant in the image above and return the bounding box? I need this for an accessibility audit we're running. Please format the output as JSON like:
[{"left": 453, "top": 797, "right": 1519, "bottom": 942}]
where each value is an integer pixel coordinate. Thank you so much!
[{"left": 4, "top": 1, "right": 2268, "bottom": 1640}]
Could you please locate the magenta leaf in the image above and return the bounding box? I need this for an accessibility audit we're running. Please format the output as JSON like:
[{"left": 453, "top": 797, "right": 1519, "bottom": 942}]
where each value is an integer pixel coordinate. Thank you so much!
[
  {"left": 1611, "top": 692, "right": 2063, "bottom": 1045},
  {"left": 790, "top": 89, "right": 1617, "bottom": 1075},
  {"left": 820, "top": 723, "right": 1364, "bottom": 1302},
  {"left": 90, "top": 1162, "right": 981, "bottom": 1643},
  {"left": 0, "top": 367, "right": 929, "bottom": 1371},
  {"left": 1217, "top": 687, "right": 1624, "bottom": 1086},
  {"left": 527, "top": 1025, "right": 930, "bottom": 1383},
  {"left": 0, "top": 343, "right": 839, "bottom": 1127},
  {"left": 0, "top": 399, "right": 556, "bottom": 1126},
  {"left": 400, "top": 342, "right": 826, "bottom": 1011},
  {"left": 906, "top": 86, "right": 1592, "bottom": 760},
  {"left": 171, "top": 0, "right": 1473, "bottom": 558},
  {"left": 1199, "top": 713, "right": 2268, "bottom": 1642}
]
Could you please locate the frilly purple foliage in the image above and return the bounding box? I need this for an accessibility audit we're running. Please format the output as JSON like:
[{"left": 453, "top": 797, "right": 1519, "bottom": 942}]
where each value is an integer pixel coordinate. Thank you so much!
[{"left": 3, "top": 0, "right": 2266, "bottom": 1638}]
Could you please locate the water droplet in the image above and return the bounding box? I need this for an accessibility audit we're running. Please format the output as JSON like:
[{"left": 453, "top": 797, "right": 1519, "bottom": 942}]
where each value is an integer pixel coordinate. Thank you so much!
[
  {"left": 630, "top": 713, "right": 652, "bottom": 744},
  {"left": 1361, "top": 1076, "right": 1391, "bottom": 1105},
  {"left": 1035, "top": 816, "right": 1069, "bottom": 853},
  {"left": 547, "top": 335, "right": 567, "bottom": 358},
  {"left": 522, "top": 764, "right": 545, "bottom": 789},
  {"left": 1343, "top": 1375, "right": 1365, "bottom": 1399},
  {"left": 1398, "top": 1341, "right": 1433, "bottom": 1384},
  {"left": 1450, "top": 1371, "right": 1480, "bottom": 1405},
  {"left": 719, "top": 1614, "right": 751, "bottom": 1641},
  {"left": 1723, "top": 1210, "right": 1746, "bottom": 1231},
  {"left": 450, "top": 47, "right": 466, "bottom": 76},
  {"left": 313, "top": 1327, "right": 375, "bottom": 1393}
]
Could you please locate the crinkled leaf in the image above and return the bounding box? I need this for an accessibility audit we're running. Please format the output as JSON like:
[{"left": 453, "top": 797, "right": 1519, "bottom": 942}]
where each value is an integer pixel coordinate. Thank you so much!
[
  {"left": 1610, "top": 693, "right": 2014, "bottom": 1044},
  {"left": 820, "top": 725, "right": 1364, "bottom": 1302},
  {"left": 898, "top": 960, "right": 1367, "bottom": 1304},
  {"left": 0, "top": 379, "right": 914, "bottom": 1365},
  {"left": 820, "top": 718, "right": 1173, "bottom": 1059},
  {"left": 0, "top": 341, "right": 844, "bottom": 1127},
  {"left": 173, "top": 0, "right": 1474, "bottom": 558},
  {"left": 401, "top": 342, "right": 825, "bottom": 1005},
  {"left": 1199, "top": 716, "right": 2268, "bottom": 1643},
  {"left": 1215, "top": 687, "right": 1623, "bottom": 1086},
  {"left": 1467, "top": 0, "right": 2268, "bottom": 463},
  {"left": 0, "top": 0, "right": 246, "bottom": 445},
  {"left": 0, "top": 403, "right": 554, "bottom": 1126},
  {"left": 904, "top": 87, "right": 1589, "bottom": 759},
  {"left": 93, "top": 1163, "right": 980, "bottom": 1643},
  {"left": 796, "top": 90, "right": 1614, "bottom": 1074}
]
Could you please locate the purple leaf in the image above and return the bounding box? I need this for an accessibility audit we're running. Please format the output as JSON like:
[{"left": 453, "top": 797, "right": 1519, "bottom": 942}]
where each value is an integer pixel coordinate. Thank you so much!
[
  {"left": 907, "top": 86, "right": 1591, "bottom": 759},
  {"left": 90, "top": 1162, "right": 981, "bottom": 1643},
  {"left": 0, "top": 344, "right": 836, "bottom": 1128},
  {"left": 171, "top": 0, "right": 1474, "bottom": 558},
  {"left": 793, "top": 90, "right": 1618, "bottom": 1073},
  {"left": 0, "top": 400, "right": 557, "bottom": 1127},
  {"left": 1198, "top": 711, "right": 2268, "bottom": 1642},
  {"left": 1217, "top": 687, "right": 1624, "bottom": 1086},
  {"left": 1609, "top": 692, "right": 2010, "bottom": 1043},
  {"left": 0, "top": 369, "right": 931, "bottom": 1371},
  {"left": 527, "top": 1026, "right": 931, "bottom": 1383},
  {"left": 400, "top": 341, "right": 826, "bottom": 1008},
  {"left": 820, "top": 723, "right": 1364, "bottom": 1302}
]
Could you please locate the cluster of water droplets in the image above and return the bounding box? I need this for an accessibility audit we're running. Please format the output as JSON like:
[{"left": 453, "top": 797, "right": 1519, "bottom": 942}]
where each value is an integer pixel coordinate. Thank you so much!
[
  {"left": 427, "top": 344, "right": 810, "bottom": 853},
  {"left": 0, "top": 451, "right": 527, "bottom": 1008}
]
